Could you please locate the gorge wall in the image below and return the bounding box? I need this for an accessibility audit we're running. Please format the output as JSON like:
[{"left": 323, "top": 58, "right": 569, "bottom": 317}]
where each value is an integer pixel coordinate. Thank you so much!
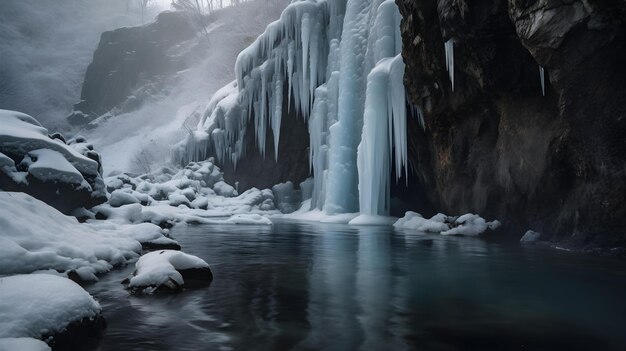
[{"left": 397, "top": 0, "right": 626, "bottom": 247}]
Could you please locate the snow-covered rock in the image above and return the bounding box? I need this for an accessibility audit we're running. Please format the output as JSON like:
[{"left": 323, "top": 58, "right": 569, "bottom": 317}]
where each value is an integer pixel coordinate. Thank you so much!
[
  {"left": 126, "top": 250, "right": 213, "bottom": 293},
  {"left": 0, "top": 338, "right": 51, "bottom": 351},
  {"left": 0, "top": 192, "right": 177, "bottom": 280},
  {"left": 441, "top": 214, "right": 502, "bottom": 236},
  {"left": 0, "top": 274, "right": 102, "bottom": 341},
  {"left": 108, "top": 189, "right": 140, "bottom": 207},
  {"left": 101, "top": 160, "right": 278, "bottom": 224},
  {"left": 393, "top": 212, "right": 451, "bottom": 233},
  {"left": 0, "top": 109, "right": 106, "bottom": 213},
  {"left": 520, "top": 230, "right": 542, "bottom": 243},
  {"left": 394, "top": 211, "right": 501, "bottom": 237},
  {"left": 213, "top": 181, "right": 237, "bottom": 197}
]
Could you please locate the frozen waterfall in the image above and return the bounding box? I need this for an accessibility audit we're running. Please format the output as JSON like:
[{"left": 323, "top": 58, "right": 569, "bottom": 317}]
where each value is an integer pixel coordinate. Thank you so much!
[{"left": 173, "top": 0, "right": 415, "bottom": 217}]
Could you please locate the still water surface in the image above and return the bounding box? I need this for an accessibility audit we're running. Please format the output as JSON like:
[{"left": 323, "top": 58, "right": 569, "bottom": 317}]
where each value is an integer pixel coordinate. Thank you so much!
[{"left": 87, "top": 219, "right": 626, "bottom": 351}]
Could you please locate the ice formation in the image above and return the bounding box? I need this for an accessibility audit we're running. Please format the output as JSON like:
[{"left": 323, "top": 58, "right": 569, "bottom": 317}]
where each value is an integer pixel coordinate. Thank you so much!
[
  {"left": 539, "top": 66, "right": 546, "bottom": 96},
  {"left": 174, "top": 0, "right": 415, "bottom": 217},
  {"left": 444, "top": 39, "right": 454, "bottom": 92}
]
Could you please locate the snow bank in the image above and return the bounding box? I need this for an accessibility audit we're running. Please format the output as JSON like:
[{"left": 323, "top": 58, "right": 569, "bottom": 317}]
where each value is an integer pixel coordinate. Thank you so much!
[
  {"left": 109, "top": 189, "right": 141, "bottom": 207},
  {"left": 0, "top": 274, "right": 100, "bottom": 339},
  {"left": 394, "top": 211, "right": 501, "bottom": 236},
  {"left": 0, "top": 338, "right": 51, "bottom": 351},
  {"left": 128, "top": 250, "right": 212, "bottom": 292},
  {"left": 0, "top": 192, "right": 176, "bottom": 280}
]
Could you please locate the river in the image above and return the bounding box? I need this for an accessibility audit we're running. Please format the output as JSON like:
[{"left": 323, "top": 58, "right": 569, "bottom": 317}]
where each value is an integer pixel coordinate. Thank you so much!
[{"left": 85, "top": 219, "right": 626, "bottom": 350}]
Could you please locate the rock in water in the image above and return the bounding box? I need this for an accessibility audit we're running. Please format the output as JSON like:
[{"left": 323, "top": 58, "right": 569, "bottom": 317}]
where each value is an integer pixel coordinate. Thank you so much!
[{"left": 126, "top": 250, "right": 213, "bottom": 293}]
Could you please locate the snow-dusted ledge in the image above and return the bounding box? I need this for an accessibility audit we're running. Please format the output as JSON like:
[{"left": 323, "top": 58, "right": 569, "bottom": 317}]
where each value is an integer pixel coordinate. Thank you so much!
[{"left": 0, "top": 275, "right": 101, "bottom": 343}]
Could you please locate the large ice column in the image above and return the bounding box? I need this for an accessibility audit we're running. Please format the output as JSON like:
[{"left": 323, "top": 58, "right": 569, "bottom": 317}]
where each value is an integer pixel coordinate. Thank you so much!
[
  {"left": 324, "top": 0, "right": 375, "bottom": 215},
  {"left": 355, "top": 0, "right": 406, "bottom": 217},
  {"left": 356, "top": 54, "right": 406, "bottom": 217}
]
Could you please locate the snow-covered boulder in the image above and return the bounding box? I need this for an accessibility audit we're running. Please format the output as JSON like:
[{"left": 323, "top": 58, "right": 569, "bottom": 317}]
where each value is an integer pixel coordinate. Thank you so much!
[
  {"left": 0, "top": 338, "right": 51, "bottom": 351},
  {"left": 213, "top": 180, "right": 237, "bottom": 197},
  {"left": 0, "top": 274, "right": 104, "bottom": 347},
  {"left": 0, "top": 192, "right": 177, "bottom": 280},
  {"left": 0, "top": 109, "right": 106, "bottom": 213},
  {"left": 520, "top": 230, "right": 542, "bottom": 243},
  {"left": 125, "top": 250, "right": 213, "bottom": 293},
  {"left": 393, "top": 212, "right": 452, "bottom": 233},
  {"left": 108, "top": 189, "right": 140, "bottom": 207},
  {"left": 394, "top": 211, "right": 501, "bottom": 237}
]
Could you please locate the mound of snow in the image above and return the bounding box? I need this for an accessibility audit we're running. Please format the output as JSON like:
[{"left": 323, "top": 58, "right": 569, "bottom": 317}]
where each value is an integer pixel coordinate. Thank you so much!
[
  {"left": 109, "top": 189, "right": 140, "bottom": 207},
  {"left": 224, "top": 213, "right": 272, "bottom": 225},
  {"left": 394, "top": 211, "right": 501, "bottom": 236},
  {"left": 127, "top": 250, "right": 212, "bottom": 292},
  {"left": 0, "top": 192, "right": 177, "bottom": 280},
  {"left": 348, "top": 214, "right": 397, "bottom": 226},
  {"left": 0, "top": 274, "right": 100, "bottom": 340},
  {"left": 0, "top": 338, "right": 51, "bottom": 351},
  {"left": 393, "top": 212, "right": 451, "bottom": 232},
  {"left": 213, "top": 181, "right": 237, "bottom": 197}
]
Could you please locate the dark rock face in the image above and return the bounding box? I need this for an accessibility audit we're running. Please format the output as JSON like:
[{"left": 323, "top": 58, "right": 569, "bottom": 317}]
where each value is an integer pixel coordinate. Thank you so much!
[
  {"left": 70, "top": 11, "right": 196, "bottom": 123},
  {"left": 396, "top": 0, "right": 626, "bottom": 247}
]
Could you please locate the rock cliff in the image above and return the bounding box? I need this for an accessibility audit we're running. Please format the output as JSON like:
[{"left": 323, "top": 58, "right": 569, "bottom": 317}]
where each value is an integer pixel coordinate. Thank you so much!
[{"left": 397, "top": 0, "right": 626, "bottom": 248}]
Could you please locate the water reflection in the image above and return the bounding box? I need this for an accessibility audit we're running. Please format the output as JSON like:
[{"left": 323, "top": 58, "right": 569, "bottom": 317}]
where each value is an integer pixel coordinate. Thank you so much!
[{"left": 85, "top": 220, "right": 626, "bottom": 351}]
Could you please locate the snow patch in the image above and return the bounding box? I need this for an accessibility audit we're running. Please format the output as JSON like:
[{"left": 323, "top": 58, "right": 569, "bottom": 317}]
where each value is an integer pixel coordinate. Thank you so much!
[{"left": 0, "top": 274, "right": 100, "bottom": 339}]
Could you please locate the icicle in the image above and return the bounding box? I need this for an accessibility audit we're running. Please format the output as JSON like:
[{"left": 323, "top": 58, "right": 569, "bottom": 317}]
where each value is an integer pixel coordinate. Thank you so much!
[
  {"left": 272, "top": 77, "right": 283, "bottom": 161},
  {"left": 445, "top": 39, "right": 454, "bottom": 92},
  {"left": 539, "top": 66, "right": 546, "bottom": 96}
]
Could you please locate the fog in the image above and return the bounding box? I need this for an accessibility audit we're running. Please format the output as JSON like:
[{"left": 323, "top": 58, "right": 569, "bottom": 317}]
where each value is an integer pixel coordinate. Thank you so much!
[{"left": 0, "top": 0, "right": 162, "bottom": 129}]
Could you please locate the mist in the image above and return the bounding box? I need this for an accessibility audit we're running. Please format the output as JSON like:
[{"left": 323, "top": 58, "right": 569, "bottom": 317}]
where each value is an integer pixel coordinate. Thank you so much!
[{"left": 0, "top": 0, "right": 162, "bottom": 129}]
